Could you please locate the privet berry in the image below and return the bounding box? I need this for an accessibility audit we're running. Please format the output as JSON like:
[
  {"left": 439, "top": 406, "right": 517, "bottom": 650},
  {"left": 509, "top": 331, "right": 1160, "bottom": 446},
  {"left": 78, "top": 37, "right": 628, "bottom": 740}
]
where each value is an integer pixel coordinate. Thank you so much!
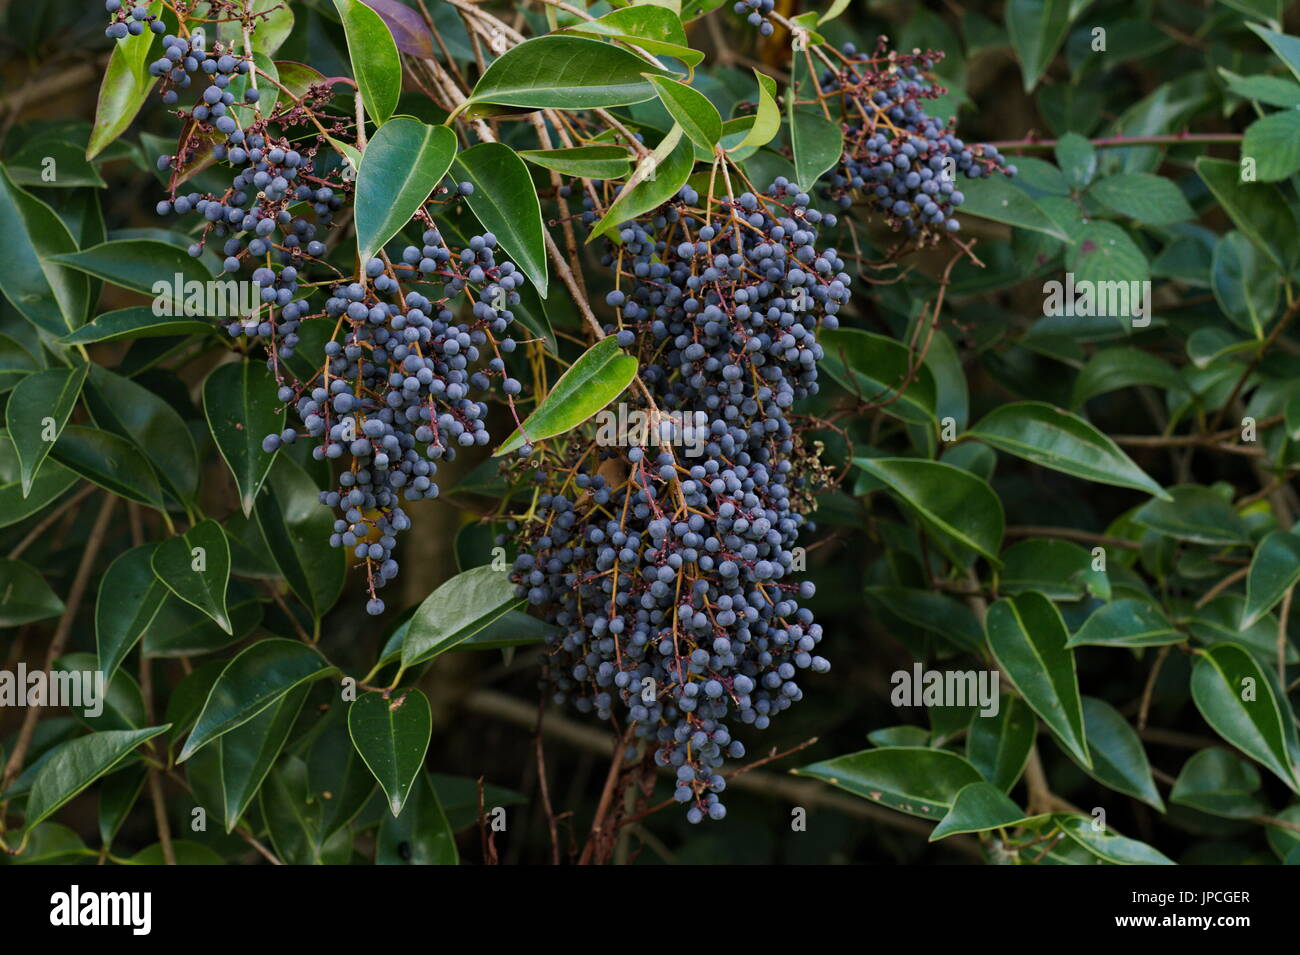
[{"left": 510, "top": 180, "right": 842, "bottom": 822}]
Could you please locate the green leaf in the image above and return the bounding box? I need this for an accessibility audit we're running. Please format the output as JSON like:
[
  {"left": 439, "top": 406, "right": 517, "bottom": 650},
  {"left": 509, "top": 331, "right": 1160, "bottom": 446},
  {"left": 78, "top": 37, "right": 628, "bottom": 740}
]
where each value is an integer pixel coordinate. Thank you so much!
[
  {"left": 794, "top": 746, "right": 983, "bottom": 818},
  {"left": 738, "top": 71, "right": 780, "bottom": 151},
  {"left": 1220, "top": 69, "right": 1300, "bottom": 107},
  {"left": 1066, "top": 221, "right": 1149, "bottom": 286},
  {"left": 98, "top": 763, "right": 146, "bottom": 849},
  {"left": 60, "top": 306, "right": 213, "bottom": 345},
  {"left": 1071, "top": 347, "right": 1185, "bottom": 409},
  {"left": 1088, "top": 173, "right": 1194, "bottom": 224},
  {"left": 464, "top": 35, "right": 671, "bottom": 111},
  {"left": 178, "top": 638, "right": 338, "bottom": 763},
  {"left": 863, "top": 586, "right": 983, "bottom": 653},
  {"left": 966, "top": 401, "right": 1168, "bottom": 499},
  {"left": 5, "top": 365, "right": 86, "bottom": 498},
  {"left": 0, "top": 558, "right": 64, "bottom": 627},
  {"left": 376, "top": 770, "right": 458, "bottom": 864},
  {"left": 567, "top": 7, "right": 703, "bottom": 68},
  {"left": 965, "top": 695, "right": 1036, "bottom": 791},
  {"left": 356, "top": 117, "right": 457, "bottom": 262},
  {"left": 260, "top": 754, "right": 347, "bottom": 864},
  {"left": 1066, "top": 599, "right": 1181, "bottom": 648},
  {"left": 0, "top": 336, "right": 39, "bottom": 394},
  {"left": 1212, "top": 231, "right": 1279, "bottom": 338},
  {"left": 84, "top": 364, "right": 199, "bottom": 507},
  {"left": 789, "top": 108, "right": 843, "bottom": 191},
  {"left": 1134, "top": 484, "right": 1249, "bottom": 545},
  {"left": 957, "top": 175, "right": 1072, "bottom": 240},
  {"left": 254, "top": 455, "right": 347, "bottom": 620},
  {"left": 218, "top": 683, "right": 310, "bottom": 832},
  {"left": 204, "top": 360, "right": 283, "bottom": 517},
  {"left": 124, "top": 840, "right": 226, "bottom": 865},
  {"left": 494, "top": 336, "right": 637, "bottom": 456},
  {"left": 1170, "top": 748, "right": 1267, "bottom": 818},
  {"left": 646, "top": 76, "right": 721, "bottom": 152},
  {"left": 1243, "top": 530, "right": 1300, "bottom": 627},
  {"left": 1000, "top": 539, "right": 1103, "bottom": 600},
  {"left": 0, "top": 430, "right": 78, "bottom": 530},
  {"left": 308, "top": 709, "right": 377, "bottom": 838},
  {"left": 1077, "top": 697, "right": 1163, "bottom": 810},
  {"left": 1190, "top": 593, "right": 1297, "bottom": 665},
  {"left": 852, "top": 457, "right": 1004, "bottom": 564},
  {"left": 1196, "top": 156, "right": 1298, "bottom": 271},
  {"left": 1056, "top": 814, "right": 1175, "bottom": 864},
  {"left": 1055, "top": 132, "right": 1096, "bottom": 189},
  {"left": 1191, "top": 643, "right": 1299, "bottom": 791},
  {"left": 1247, "top": 23, "right": 1300, "bottom": 84},
  {"left": 0, "top": 165, "right": 87, "bottom": 336},
  {"left": 586, "top": 126, "right": 695, "bottom": 242},
  {"left": 50, "top": 239, "right": 214, "bottom": 304},
  {"left": 518, "top": 146, "right": 632, "bottom": 179},
  {"left": 818, "top": 327, "right": 938, "bottom": 425},
  {"left": 986, "top": 591, "right": 1090, "bottom": 766},
  {"left": 401, "top": 565, "right": 523, "bottom": 669},
  {"left": 333, "top": 0, "right": 401, "bottom": 124},
  {"left": 929, "top": 782, "right": 1028, "bottom": 840},
  {"left": 23, "top": 726, "right": 170, "bottom": 834},
  {"left": 348, "top": 689, "right": 433, "bottom": 816},
  {"left": 451, "top": 142, "right": 548, "bottom": 297},
  {"left": 96, "top": 544, "right": 167, "bottom": 686},
  {"left": 50, "top": 424, "right": 164, "bottom": 511},
  {"left": 151, "top": 520, "right": 232, "bottom": 635},
  {"left": 87, "top": 33, "right": 159, "bottom": 160},
  {"left": 1006, "top": 0, "right": 1073, "bottom": 92}
]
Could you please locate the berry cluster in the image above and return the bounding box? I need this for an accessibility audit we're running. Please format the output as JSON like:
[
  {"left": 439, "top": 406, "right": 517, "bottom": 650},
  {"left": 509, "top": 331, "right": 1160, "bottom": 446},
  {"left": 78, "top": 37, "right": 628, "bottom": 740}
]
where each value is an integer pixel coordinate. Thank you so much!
[
  {"left": 510, "top": 181, "right": 845, "bottom": 821},
  {"left": 104, "top": 0, "right": 166, "bottom": 38},
  {"left": 820, "top": 40, "right": 1016, "bottom": 239},
  {"left": 130, "top": 12, "right": 522, "bottom": 613},
  {"left": 265, "top": 238, "right": 522, "bottom": 614},
  {"left": 734, "top": 0, "right": 776, "bottom": 36}
]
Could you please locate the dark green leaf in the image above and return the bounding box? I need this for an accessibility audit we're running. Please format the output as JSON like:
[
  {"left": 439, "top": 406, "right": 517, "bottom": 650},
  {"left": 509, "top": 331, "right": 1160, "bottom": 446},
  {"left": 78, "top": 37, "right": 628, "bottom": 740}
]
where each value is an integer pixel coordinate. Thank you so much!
[
  {"left": 965, "top": 695, "right": 1036, "bottom": 791},
  {"left": 254, "top": 455, "right": 347, "bottom": 620},
  {"left": 5, "top": 365, "right": 86, "bottom": 497},
  {"left": 1067, "top": 599, "right": 1181, "bottom": 648},
  {"left": 0, "top": 165, "right": 87, "bottom": 336},
  {"left": 151, "top": 519, "right": 233, "bottom": 635},
  {"left": 929, "top": 782, "right": 1028, "bottom": 840},
  {"left": 1170, "top": 748, "right": 1267, "bottom": 818},
  {"left": 518, "top": 146, "right": 632, "bottom": 179},
  {"left": 401, "top": 565, "right": 523, "bottom": 669},
  {"left": 1244, "top": 530, "right": 1300, "bottom": 627},
  {"left": 0, "top": 558, "right": 64, "bottom": 626},
  {"left": 451, "top": 142, "right": 548, "bottom": 296},
  {"left": 204, "top": 360, "right": 283, "bottom": 517},
  {"left": 356, "top": 117, "right": 457, "bottom": 261},
  {"left": 50, "top": 424, "right": 164, "bottom": 511},
  {"left": 795, "top": 746, "right": 983, "bottom": 818},
  {"left": 60, "top": 306, "right": 214, "bottom": 346},
  {"left": 218, "top": 683, "right": 310, "bottom": 832},
  {"left": 819, "top": 327, "right": 938, "bottom": 425},
  {"left": 348, "top": 689, "right": 432, "bottom": 816},
  {"left": 96, "top": 544, "right": 167, "bottom": 685},
  {"left": 334, "top": 0, "right": 401, "bottom": 123}
]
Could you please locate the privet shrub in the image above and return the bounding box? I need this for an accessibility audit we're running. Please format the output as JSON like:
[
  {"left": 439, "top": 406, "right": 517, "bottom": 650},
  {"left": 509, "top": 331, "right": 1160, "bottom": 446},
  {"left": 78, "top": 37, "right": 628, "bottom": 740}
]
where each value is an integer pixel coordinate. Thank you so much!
[{"left": 0, "top": 0, "right": 1298, "bottom": 866}]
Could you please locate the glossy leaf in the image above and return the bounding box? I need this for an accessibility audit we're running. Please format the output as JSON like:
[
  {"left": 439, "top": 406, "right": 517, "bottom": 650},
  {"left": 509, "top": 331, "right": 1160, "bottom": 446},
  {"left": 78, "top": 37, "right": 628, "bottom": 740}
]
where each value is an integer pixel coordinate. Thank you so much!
[
  {"left": 5, "top": 365, "right": 86, "bottom": 497},
  {"left": 819, "top": 327, "right": 937, "bottom": 425},
  {"left": 518, "top": 146, "right": 632, "bottom": 179},
  {"left": 23, "top": 726, "right": 170, "bottom": 834},
  {"left": 151, "top": 520, "right": 232, "bottom": 635},
  {"left": 218, "top": 683, "right": 310, "bottom": 832},
  {"left": 986, "top": 591, "right": 1090, "bottom": 766},
  {"left": 60, "top": 307, "right": 214, "bottom": 346},
  {"left": 567, "top": 7, "right": 703, "bottom": 68},
  {"left": 1056, "top": 814, "right": 1175, "bottom": 864},
  {"left": 0, "top": 430, "right": 78, "bottom": 530},
  {"left": 494, "top": 336, "right": 638, "bottom": 456},
  {"left": 585, "top": 126, "right": 695, "bottom": 242},
  {"left": 0, "top": 165, "right": 87, "bottom": 336},
  {"left": 50, "top": 424, "right": 164, "bottom": 511},
  {"left": 349, "top": 689, "right": 433, "bottom": 816},
  {"left": 965, "top": 695, "right": 1036, "bottom": 791},
  {"left": 0, "top": 558, "right": 64, "bottom": 627},
  {"left": 1196, "top": 157, "right": 1297, "bottom": 271},
  {"left": 646, "top": 76, "right": 721, "bottom": 151},
  {"left": 464, "top": 35, "right": 672, "bottom": 111},
  {"left": 96, "top": 544, "right": 167, "bottom": 686},
  {"left": 50, "top": 239, "right": 214, "bottom": 305},
  {"left": 1243, "top": 530, "right": 1300, "bottom": 627},
  {"left": 929, "top": 782, "right": 1028, "bottom": 840},
  {"left": 1077, "top": 697, "right": 1163, "bottom": 811},
  {"left": 789, "top": 108, "right": 843, "bottom": 191},
  {"left": 401, "top": 565, "right": 523, "bottom": 669},
  {"left": 254, "top": 455, "right": 347, "bottom": 620},
  {"left": 966, "top": 401, "right": 1169, "bottom": 499},
  {"left": 356, "top": 117, "right": 457, "bottom": 261},
  {"left": 178, "top": 638, "right": 338, "bottom": 763},
  {"left": 376, "top": 770, "right": 458, "bottom": 864},
  {"left": 334, "top": 0, "right": 402, "bottom": 124},
  {"left": 1191, "top": 643, "right": 1299, "bottom": 791},
  {"left": 1133, "top": 484, "right": 1249, "bottom": 545},
  {"left": 451, "top": 142, "right": 548, "bottom": 296},
  {"left": 1170, "top": 748, "right": 1267, "bottom": 818},
  {"left": 204, "top": 360, "right": 283, "bottom": 517},
  {"left": 795, "top": 746, "right": 983, "bottom": 818},
  {"left": 1066, "top": 599, "right": 1181, "bottom": 648},
  {"left": 852, "top": 457, "right": 1004, "bottom": 564}
]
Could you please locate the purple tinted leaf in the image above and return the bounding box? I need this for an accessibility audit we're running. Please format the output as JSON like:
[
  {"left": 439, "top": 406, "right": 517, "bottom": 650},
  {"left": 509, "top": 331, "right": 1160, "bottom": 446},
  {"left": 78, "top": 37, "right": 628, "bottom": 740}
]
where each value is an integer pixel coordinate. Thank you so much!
[{"left": 361, "top": 0, "right": 434, "bottom": 58}]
